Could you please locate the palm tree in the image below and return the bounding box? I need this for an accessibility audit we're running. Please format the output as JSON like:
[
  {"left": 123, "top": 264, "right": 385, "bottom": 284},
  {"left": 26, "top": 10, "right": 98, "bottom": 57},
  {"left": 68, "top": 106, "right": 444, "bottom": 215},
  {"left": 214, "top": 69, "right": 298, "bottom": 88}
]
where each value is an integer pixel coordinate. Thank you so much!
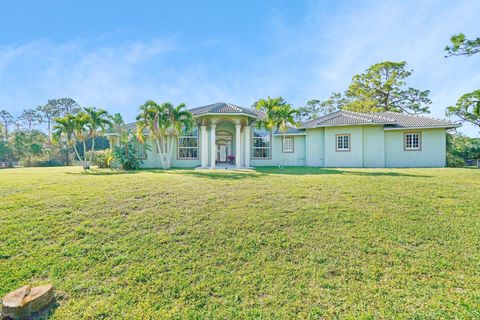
[
  {"left": 165, "top": 102, "right": 194, "bottom": 168},
  {"left": 136, "top": 101, "right": 193, "bottom": 169},
  {"left": 84, "top": 107, "right": 112, "bottom": 166},
  {"left": 71, "top": 112, "right": 91, "bottom": 170},
  {"left": 254, "top": 96, "right": 300, "bottom": 168},
  {"left": 136, "top": 100, "right": 170, "bottom": 169},
  {"left": 53, "top": 114, "right": 82, "bottom": 165}
]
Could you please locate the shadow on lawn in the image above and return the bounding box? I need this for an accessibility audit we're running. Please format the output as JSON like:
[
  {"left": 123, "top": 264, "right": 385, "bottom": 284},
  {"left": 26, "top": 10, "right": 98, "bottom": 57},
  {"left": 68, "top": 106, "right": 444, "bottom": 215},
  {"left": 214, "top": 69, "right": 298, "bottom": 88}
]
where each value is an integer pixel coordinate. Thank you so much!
[
  {"left": 65, "top": 170, "right": 139, "bottom": 175},
  {"left": 175, "top": 167, "right": 432, "bottom": 179},
  {"left": 65, "top": 167, "right": 432, "bottom": 179}
]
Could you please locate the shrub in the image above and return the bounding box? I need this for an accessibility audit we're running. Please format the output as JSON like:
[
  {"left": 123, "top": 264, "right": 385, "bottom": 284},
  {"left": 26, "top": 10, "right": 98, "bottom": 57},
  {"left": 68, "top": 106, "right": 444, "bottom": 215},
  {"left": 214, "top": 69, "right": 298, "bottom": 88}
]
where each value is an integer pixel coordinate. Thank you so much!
[
  {"left": 113, "top": 143, "right": 143, "bottom": 170},
  {"left": 446, "top": 154, "right": 465, "bottom": 167},
  {"left": 88, "top": 149, "right": 114, "bottom": 168},
  {"left": 32, "top": 159, "right": 64, "bottom": 167}
]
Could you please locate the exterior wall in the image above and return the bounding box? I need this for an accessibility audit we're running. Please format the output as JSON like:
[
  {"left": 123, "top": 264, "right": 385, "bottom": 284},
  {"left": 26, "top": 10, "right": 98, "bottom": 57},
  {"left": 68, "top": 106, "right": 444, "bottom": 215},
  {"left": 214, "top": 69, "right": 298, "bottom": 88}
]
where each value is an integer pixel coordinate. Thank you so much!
[
  {"left": 362, "top": 126, "right": 385, "bottom": 167},
  {"left": 385, "top": 128, "right": 446, "bottom": 167},
  {"left": 140, "top": 137, "right": 201, "bottom": 168},
  {"left": 324, "top": 126, "right": 364, "bottom": 167},
  {"left": 305, "top": 128, "right": 325, "bottom": 167},
  {"left": 250, "top": 134, "right": 306, "bottom": 167},
  {"left": 109, "top": 117, "right": 447, "bottom": 169}
]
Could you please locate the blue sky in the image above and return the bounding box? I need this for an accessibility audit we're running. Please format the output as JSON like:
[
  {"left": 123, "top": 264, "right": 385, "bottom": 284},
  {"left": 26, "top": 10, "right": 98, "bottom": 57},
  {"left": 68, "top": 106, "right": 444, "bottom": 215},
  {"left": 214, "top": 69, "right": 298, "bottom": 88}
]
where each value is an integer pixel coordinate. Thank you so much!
[{"left": 0, "top": 0, "right": 479, "bottom": 136}]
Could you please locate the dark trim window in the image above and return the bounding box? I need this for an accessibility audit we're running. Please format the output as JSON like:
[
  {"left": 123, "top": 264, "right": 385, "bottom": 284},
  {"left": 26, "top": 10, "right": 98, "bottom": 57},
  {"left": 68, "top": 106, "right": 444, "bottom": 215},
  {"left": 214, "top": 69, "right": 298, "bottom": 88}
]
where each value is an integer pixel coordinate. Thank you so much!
[
  {"left": 404, "top": 132, "right": 421, "bottom": 151},
  {"left": 336, "top": 134, "right": 350, "bottom": 152},
  {"left": 178, "top": 127, "right": 198, "bottom": 159},
  {"left": 252, "top": 128, "right": 271, "bottom": 159},
  {"left": 282, "top": 137, "right": 294, "bottom": 153}
]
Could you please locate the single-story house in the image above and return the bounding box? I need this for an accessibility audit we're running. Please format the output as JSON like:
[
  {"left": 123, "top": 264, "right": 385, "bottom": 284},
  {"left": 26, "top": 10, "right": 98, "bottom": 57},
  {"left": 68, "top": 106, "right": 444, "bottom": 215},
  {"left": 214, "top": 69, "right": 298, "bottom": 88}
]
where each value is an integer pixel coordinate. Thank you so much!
[{"left": 108, "top": 102, "right": 460, "bottom": 168}]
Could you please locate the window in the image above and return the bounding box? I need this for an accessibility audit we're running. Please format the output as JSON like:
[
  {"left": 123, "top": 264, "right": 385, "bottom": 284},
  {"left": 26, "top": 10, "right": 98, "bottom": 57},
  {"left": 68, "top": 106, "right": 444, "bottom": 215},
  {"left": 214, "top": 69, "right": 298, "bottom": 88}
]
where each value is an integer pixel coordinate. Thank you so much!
[
  {"left": 282, "top": 137, "right": 294, "bottom": 153},
  {"left": 135, "top": 142, "right": 147, "bottom": 160},
  {"left": 178, "top": 127, "right": 198, "bottom": 159},
  {"left": 404, "top": 132, "right": 421, "bottom": 150},
  {"left": 336, "top": 134, "right": 350, "bottom": 151},
  {"left": 252, "top": 128, "right": 271, "bottom": 159}
]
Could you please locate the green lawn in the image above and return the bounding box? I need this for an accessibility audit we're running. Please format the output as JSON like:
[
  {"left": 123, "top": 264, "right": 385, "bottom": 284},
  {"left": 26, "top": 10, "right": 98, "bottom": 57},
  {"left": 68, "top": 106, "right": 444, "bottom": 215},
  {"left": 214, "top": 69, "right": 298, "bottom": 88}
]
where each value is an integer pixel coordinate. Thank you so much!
[{"left": 1, "top": 167, "right": 480, "bottom": 319}]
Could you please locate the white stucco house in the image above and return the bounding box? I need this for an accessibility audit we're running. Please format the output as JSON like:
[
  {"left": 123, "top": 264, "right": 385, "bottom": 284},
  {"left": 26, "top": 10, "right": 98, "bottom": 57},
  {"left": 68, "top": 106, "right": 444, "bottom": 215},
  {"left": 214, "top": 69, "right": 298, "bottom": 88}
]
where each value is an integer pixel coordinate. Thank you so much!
[{"left": 108, "top": 102, "right": 460, "bottom": 168}]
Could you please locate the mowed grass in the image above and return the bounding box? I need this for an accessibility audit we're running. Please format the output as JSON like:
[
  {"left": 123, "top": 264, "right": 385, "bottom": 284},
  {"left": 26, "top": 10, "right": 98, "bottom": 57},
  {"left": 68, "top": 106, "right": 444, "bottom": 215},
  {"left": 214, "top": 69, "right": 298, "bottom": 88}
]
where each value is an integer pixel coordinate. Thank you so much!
[{"left": 1, "top": 167, "right": 480, "bottom": 319}]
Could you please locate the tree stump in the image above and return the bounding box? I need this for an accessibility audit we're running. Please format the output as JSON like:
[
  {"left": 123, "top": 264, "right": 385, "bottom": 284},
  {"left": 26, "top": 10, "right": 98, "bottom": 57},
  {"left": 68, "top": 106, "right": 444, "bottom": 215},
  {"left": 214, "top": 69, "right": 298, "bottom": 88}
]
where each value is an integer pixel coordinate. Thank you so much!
[{"left": 1, "top": 284, "right": 54, "bottom": 319}]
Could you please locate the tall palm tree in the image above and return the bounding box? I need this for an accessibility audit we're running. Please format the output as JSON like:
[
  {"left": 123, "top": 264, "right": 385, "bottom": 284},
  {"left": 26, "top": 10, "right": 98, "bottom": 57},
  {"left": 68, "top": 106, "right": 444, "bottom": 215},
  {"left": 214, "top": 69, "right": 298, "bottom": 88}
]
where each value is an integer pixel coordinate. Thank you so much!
[
  {"left": 165, "top": 102, "right": 194, "bottom": 168},
  {"left": 136, "top": 100, "right": 171, "bottom": 169},
  {"left": 254, "top": 96, "right": 300, "bottom": 168},
  {"left": 136, "top": 101, "right": 193, "bottom": 169},
  {"left": 52, "top": 114, "right": 82, "bottom": 164},
  {"left": 71, "top": 112, "right": 91, "bottom": 170},
  {"left": 84, "top": 107, "right": 112, "bottom": 166}
]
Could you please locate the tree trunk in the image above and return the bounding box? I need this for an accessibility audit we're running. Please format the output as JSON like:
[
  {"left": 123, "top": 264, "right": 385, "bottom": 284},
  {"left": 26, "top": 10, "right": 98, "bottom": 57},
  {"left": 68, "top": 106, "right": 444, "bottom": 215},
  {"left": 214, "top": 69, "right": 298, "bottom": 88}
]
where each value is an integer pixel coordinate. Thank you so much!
[
  {"left": 65, "top": 146, "right": 70, "bottom": 166},
  {"left": 82, "top": 140, "right": 89, "bottom": 170},
  {"left": 89, "top": 137, "right": 95, "bottom": 166},
  {"left": 280, "top": 135, "right": 286, "bottom": 169},
  {"left": 73, "top": 144, "right": 82, "bottom": 164},
  {"left": 47, "top": 119, "right": 51, "bottom": 143},
  {"left": 155, "top": 137, "right": 168, "bottom": 169},
  {"left": 166, "top": 136, "right": 175, "bottom": 169}
]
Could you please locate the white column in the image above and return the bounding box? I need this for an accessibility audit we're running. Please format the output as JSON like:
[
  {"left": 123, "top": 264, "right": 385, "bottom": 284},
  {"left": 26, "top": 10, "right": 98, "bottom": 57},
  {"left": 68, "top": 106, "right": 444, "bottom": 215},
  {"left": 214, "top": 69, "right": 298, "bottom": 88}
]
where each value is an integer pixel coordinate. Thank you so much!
[
  {"left": 235, "top": 124, "right": 241, "bottom": 168},
  {"left": 244, "top": 126, "right": 250, "bottom": 168},
  {"left": 210, "top": 124, "right": 216, "bottom": 169},
  {"left": 200, "top": 126, "right": 207, "bottom": 167}
]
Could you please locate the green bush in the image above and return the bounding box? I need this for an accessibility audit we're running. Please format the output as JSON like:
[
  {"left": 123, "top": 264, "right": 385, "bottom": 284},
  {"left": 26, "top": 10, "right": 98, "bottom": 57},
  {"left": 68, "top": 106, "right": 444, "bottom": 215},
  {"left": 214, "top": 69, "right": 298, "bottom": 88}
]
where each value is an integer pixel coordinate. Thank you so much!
[
  {"left": 446, "top": 154, "right": 465, "bottom": 167},
  {"left": 113, "top": 143, "right": 143, "bottom": 170},
  {"left": 88, "top": 149, "right": 114, "bottom": 168},
  {"left": 32, "top": 159, "right": 64, "bottom": 167}
]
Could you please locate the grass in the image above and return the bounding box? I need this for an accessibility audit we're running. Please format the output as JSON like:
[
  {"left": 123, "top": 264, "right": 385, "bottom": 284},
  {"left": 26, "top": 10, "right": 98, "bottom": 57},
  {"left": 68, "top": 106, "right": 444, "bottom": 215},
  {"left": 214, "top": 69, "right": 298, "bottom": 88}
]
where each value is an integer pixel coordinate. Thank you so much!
[{"left": 1, "top": 166, "right": 480, "bottom": 319}]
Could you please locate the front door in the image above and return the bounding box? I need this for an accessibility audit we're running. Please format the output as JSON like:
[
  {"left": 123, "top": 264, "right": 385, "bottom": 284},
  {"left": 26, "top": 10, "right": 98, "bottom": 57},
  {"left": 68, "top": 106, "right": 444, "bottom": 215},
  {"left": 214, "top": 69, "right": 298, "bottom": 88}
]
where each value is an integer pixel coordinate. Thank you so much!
[{"left": 219, "top": 145, "right": 227, "bottom": 162}]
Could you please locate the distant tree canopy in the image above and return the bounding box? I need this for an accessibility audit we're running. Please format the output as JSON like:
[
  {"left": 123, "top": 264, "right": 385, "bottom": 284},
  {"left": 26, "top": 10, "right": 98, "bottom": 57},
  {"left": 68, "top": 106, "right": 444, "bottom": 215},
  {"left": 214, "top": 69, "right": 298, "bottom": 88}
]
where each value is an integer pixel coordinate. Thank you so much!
[
  {"left": 298, "top": 97, "right": 343, "bottom": 121},
  {"left": 0, "top": 110, "right": 14, "bottom": 140},
  {"left": 444, "top": 33, "right": 479, "bottom": 131},
  {"left": 11, "top": 129, "right": 47, "bottom": 166},
  {"left": 75, "top": 136, "right": 110, "bottom": 158},
  {"left": 18, "top": 108, "right": 43, "bottom": 130},
  {"left": 445, "top": 33, "right": 480, "bottom": 57},
  {"left": 446, "top": 90, "right": 480, "bottom": 129},
  {"left": 308, "top": 61, "right": 431, "bottom": 117},
  {"left": 447, "top": 132, "right": 480, "bottom": 166},
  {"left": 48, "top": 98, "right": 81, "bottom": 116}
]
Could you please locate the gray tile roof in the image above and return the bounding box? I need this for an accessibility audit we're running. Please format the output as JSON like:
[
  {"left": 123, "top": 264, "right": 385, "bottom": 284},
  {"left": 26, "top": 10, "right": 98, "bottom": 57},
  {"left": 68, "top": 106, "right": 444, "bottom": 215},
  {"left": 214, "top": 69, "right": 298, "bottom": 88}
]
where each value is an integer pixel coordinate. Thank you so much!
[
  {"left": 301, "top": 110, "right": 460, "bottom": 129},
  {"left": 301, "top": 110, "right": 397, "bottom": 128},
  {"left": 189, "top": 102, "right": 260, "bottom": 117},
  {"left": 376, "top": 112, "right": 460, "bottom": 129}
]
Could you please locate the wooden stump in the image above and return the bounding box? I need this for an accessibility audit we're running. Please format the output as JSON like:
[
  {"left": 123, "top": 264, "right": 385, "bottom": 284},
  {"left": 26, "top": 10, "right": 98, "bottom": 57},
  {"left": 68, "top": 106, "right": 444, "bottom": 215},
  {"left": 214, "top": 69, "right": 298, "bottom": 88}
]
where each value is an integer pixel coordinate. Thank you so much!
[{"left": 1, "top": 284, "right": 54, "bottom": 319}]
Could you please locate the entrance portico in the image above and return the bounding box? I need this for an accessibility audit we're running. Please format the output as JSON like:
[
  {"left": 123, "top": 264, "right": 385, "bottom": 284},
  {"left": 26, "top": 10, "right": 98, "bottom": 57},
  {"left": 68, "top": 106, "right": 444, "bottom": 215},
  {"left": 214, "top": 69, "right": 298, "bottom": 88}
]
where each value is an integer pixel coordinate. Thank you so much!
[{"left": 191, "top": 102, "right": 258, "bottom": 169}]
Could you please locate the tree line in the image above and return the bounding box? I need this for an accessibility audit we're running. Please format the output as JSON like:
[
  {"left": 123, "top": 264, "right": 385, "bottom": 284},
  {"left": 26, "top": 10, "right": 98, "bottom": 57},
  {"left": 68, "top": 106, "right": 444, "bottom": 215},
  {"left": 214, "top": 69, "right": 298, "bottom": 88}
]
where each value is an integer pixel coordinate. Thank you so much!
[{"left": 1, "top": 32, "right": 479, "bottom": 169}]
